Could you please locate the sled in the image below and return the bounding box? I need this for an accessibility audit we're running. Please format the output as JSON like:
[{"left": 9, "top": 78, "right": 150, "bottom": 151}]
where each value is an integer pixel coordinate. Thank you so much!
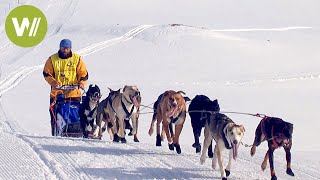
[{"left": 51, "top": 85, "right": 83, "bottom": 138}]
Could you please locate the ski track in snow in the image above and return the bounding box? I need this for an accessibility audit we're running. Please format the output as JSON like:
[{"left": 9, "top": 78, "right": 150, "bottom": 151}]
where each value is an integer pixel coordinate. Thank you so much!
[
  {"left": 0, "top": 25, "right": 155, "bottom": 98},
  {"left": 0, "top": 24, "right": 155, "bottom": 180},
  {"left": 211, "top": 26, "right": 312, "bottom": 32},
  {"left": 225, "top": 73, "right": 320, "bottom": 86},
  {"left": 0, "top": 132, "right": 54, "bottom": 180},
  {"left": 0, "top": 0, "right": 79, "bottom": 67},
  {"left": 0, "top": 23, "right": 316, "bottom": 98},
  {"left": 0, "top": 17, "right": 319, "bottom": 179},
  {"left": 0, "top": 23, "right": 317, "bottom": 98},
  {"left": 77, "top": 25, "right": 155, "bottom": 57},
  {"left": 2, "top": 134, "right": 320, "bottom": 180},
  {"left": 0, "top": 65, "right": 43, "bottom": 97}
]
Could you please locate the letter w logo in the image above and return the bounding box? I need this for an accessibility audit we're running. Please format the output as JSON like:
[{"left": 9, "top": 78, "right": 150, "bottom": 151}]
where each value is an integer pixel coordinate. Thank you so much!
[{"left": 11, "top": 17, "right": 41, "bottom": 37}]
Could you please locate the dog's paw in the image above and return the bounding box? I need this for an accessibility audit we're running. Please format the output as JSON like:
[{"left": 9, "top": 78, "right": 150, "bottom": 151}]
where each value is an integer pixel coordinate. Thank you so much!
[
  {"left": 225, "top": 169, "right": 230, "bottom": 177},
  {"left": 120, "top": 137, "right": 127, "bottom": 143},
  {"left": 286, "top": 168, "right": 294, "bottom": 176},
  {"left": 200, "top": 156, "right": 206, "bottom": 165},
  {"left": 250, "top": 146, "right": 256, "bottom": 156},
  {"left": 192, "top": 142, "right": 200, "bottom": 148},
  {"left": 133, "top": 137, "right": 139, "bottom": 142},
  {"left": 174, "top": 144, "right": 181, "bottom": 154},
  {"left": 92, "top": 126, "right": 99, "bottom": 137},
  {"left": 271, "top": 175, "right": 277, "bottom": 180},
  {"left": 128, "top": 130, "right": 133, "bottom": 136},
  {"left": 261, "top": 160, "right": 267, "bottom": 171},
  {"left": 82, "top": 131, "right": 88, "bottom": 138},
  {"left": 168, "top": 143, "right": 174, "bottom": 151},
  {"left": 196, "top": 146, "right": 202, "bottom": 153},
  {"left": 212, "top": 162, "right": 217, "bottom": 170},
  {"left": 156, "top": 134, "right": 162, "bottom": 146},
  {"left": 192, "top": 143, "right": 202, "bottom": 153},
  {"left": 148, "top": 128, "right": 154, "bottom": 136},
  {"left": 113, "top": 133, "right": 120, "bottom": 142},
  {"left": 125, "top": 120, "right": 132, "bottom": 130}
]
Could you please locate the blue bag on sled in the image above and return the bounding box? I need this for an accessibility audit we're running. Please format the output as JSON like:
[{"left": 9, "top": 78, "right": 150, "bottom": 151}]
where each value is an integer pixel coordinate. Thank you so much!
[{"left": 54, "top": 94, "right": 82, "bottom": 137}]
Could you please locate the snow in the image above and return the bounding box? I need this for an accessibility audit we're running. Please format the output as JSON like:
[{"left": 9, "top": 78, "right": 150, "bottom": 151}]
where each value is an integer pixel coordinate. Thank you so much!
[{"left": 0, "top": 0, "right": 320, "bottom": 179}]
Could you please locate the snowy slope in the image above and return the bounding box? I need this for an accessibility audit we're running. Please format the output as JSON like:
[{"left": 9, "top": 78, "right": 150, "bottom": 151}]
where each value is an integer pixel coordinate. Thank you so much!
[{"left": 1, "top": 0, "right": 320, "bottom": 179}]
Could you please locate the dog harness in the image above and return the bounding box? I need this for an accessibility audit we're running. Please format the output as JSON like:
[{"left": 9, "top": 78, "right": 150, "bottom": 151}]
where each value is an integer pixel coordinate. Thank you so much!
[
  {"left": 261, "top": 116, "right": 279, "bottom": 148},
  {"left": 121, "top": 97, "right": 134, "bottom": 119},
  {"left": 216, "top": 115, "right": 232, "bottom": 150},
  {"left": 171, "top": 111, "right": 182, "bottom": 124},
  {"left": 108, "top": 97, "right": 117, "bottom": 113},
  {"left": 222, "top": 128, "right": 232, "bottom": 149},
  {"left": 87, "top": 106, "right": 98, "bottom": 118}
]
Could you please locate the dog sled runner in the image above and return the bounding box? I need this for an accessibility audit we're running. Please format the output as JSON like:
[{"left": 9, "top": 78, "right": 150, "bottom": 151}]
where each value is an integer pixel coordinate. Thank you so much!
[{"left": 50, "top": 85, "right": 83, "bottom": 138}]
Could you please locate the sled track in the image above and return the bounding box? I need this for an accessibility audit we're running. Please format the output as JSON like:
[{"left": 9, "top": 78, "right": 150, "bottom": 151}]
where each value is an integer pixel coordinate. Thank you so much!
[
  {"left": 225, "top": 73, "right": 320, "bottom": 86},
  {"left": 0, "top": 0, "right": 80, "bottom": 66},
  {"left": 0, "top": 66, "right": 42, "bottom": 97},
  {"left": 0, "top": 24, "right": 155, "bottom": 179},
  {"left": 1, "top": 24, "right": 317, "bottom": 97},
  {"left": 77, "top": 25, "right": 155, "bottom": 57},
  {"left": 0, "top": 25, "right": 154, "bottom": 97}
]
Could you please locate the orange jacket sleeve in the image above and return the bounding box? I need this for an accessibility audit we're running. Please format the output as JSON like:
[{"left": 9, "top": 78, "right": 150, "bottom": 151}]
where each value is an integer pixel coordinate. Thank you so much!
[
  {"left": 77, "top": 56, "right": 88, "bottom": 87},
  {"left": 43, "top": 57, "right": 56, "bottom": 86}
]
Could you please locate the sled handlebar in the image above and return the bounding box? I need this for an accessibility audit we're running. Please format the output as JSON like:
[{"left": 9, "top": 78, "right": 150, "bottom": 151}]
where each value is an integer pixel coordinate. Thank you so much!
[{"left": 57, "top": 85, "right": 83, "bottom": 91}]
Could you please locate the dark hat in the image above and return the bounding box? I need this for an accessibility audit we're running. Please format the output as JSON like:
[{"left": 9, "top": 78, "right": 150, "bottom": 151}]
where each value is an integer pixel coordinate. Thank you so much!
[{"left": 59, "top": 39, "right": 72, "bottom": 48}]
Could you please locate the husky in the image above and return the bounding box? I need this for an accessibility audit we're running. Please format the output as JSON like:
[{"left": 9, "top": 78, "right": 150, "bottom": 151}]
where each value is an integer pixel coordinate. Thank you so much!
[
  {"left": 200, "top": 113, "right": 245, "bottom": 180},
  {"left": 94, "top": 86, "right": 141, "bottom": 143},
  {"left": 79, "top": 84, "right": 101, "bottom": 138},
  {"left": 188, "top": 95, "right": 220, "bottom": 155}
]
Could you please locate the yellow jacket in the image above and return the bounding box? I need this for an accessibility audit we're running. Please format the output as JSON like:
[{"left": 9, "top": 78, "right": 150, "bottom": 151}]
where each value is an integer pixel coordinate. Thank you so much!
[{"left": 43, "top": 52, "right": 88, "bottom": 99}]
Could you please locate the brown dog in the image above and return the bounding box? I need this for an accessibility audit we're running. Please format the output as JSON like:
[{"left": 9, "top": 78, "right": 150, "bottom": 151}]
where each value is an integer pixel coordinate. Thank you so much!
[
  {"left": 148, "top": 90, "right": 187, "bottom": 154},
  {"left": 94, "top": 86, "right": 141, "bottom": 143},
  {"left": 250, "top": 116, "right": 294, "bottom": 180}
]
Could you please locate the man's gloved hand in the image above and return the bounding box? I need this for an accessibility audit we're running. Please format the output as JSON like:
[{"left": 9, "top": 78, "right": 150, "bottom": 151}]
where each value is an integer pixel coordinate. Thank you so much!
[
  {"left": 79, "top": 83, "right": 85, "bottom": 90},
  {"left": 52, "top": 81, "right": 60, "bottom": 88}
]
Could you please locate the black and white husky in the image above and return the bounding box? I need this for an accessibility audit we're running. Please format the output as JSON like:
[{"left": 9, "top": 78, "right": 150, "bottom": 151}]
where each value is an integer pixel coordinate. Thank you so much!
[{"left": 79, "top": 84, "right": 101, "bottom": 138}]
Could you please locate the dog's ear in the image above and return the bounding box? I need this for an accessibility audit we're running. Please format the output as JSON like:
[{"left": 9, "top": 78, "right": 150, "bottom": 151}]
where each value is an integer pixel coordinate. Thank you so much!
[
  {"left": 123, "top": 85, "right": 127, "bottom": 92},
  {"left": 96, "top": 85, "right": 100, "bottom": 93},
  {"left": 213, "top": 99, "right": 218, "bottom": 104},
  {"left": 288, "top": 122, "right": 293, "bottom": 134},
  {"left": 177, "top": 91, "right": 186, "bottom": 95},
  {"left": 290, "top": 123, "right": 293, "bottom": 133},
  {"left": 89, "top": 84, "right": 93, "bottom": 88},
  {"left": 227, "top": 123, "right": 234, "bottom": 132},
  {"left": 183, "top": 96, "right": 191, "bottom": 102},
  {"left": 240, "top": 125, "right": 245, "bottom": 133}
]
